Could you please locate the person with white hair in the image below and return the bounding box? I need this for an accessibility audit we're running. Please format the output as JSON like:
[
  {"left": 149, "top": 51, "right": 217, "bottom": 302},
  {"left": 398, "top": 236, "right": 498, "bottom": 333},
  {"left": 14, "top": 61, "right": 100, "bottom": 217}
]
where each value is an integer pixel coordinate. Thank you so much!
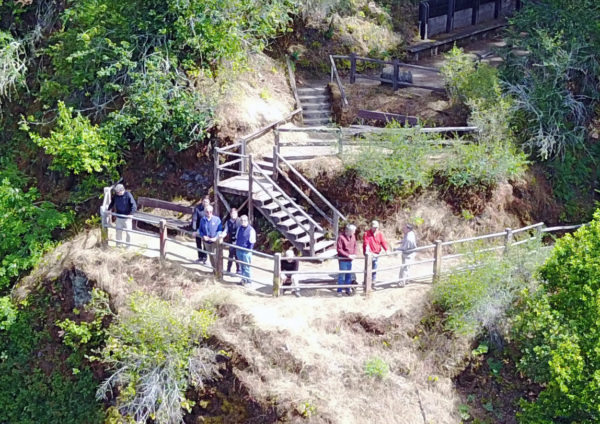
[
  {"left": 281, "top": 248, "right": 301, "bottom": 297},
  {"left": 336, "top": 224, "right": 357, "bottom": 296},
  {"left": 235, "top": 215, "right": 256, "bottom": 285},
  {"left": 198, "top": 204, "right": 223, "bottom": 269},
  {"left": 107, "top": 183, "right": 137, "bottom": 247},
  {"left": 363, "top": 220, "right": 390, "bottom": 284},
  {"left": 398, "top": 223, "right": 417, "bottom": 286}
]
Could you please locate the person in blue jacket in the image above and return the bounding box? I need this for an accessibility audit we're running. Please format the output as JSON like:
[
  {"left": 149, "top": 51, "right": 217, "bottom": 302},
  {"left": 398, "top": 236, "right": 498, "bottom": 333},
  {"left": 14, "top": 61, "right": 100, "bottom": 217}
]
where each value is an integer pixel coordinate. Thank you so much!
[
  {"left": 235, "top": 215, "right": 256, "bottom": 285},
  {"left": 198, "top": 204, "right": 223, "bottom": 269},
  {"left": 191, "top": 196, "right": 210, "bottom": 263}
]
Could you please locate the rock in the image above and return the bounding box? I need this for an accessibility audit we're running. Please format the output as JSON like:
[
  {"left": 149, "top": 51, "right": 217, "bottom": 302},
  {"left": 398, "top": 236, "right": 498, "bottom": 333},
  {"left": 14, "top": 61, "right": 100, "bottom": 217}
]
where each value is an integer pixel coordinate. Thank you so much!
[{"left": 70, "top": 269, "right": 92, "bottom": 308}]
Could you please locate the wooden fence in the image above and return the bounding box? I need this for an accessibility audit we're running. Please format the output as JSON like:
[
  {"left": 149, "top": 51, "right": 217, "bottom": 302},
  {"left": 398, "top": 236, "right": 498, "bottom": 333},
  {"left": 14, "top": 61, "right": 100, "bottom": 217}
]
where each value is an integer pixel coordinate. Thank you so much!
[
  {"left": 330, "top": 53, "right": 444, "bottom": 94},
  {"left": 98, "top": 206, "right": 585, "bottom": 298}
]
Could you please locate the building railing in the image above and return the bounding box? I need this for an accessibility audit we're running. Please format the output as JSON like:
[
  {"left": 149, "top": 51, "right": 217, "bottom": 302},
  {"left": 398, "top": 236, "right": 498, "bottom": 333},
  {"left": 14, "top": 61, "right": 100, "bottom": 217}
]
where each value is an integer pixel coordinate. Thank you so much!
[{"left": 99, "top": 206, "right": 585, "bottom": 298}]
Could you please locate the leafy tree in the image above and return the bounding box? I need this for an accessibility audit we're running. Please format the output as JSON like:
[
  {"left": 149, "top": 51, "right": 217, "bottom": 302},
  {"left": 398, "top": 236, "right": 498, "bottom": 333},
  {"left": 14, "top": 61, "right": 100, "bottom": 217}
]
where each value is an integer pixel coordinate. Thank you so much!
[
  {"left": 0, "top": 163, "right": 72, "bottom": 290},
  {"left": 25, "top": 101, "right": 120, "bottom": 175},
  {"left": 512, "top": 210, "right": 600, "bottom": 423}
]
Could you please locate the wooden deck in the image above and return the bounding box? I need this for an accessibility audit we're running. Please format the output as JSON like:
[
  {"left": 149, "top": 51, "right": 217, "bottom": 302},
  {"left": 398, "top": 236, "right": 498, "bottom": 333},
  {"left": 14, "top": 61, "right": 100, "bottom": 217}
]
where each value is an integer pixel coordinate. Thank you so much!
[{"left": 218, "top": 175, "right": 270, "bottom": 197}]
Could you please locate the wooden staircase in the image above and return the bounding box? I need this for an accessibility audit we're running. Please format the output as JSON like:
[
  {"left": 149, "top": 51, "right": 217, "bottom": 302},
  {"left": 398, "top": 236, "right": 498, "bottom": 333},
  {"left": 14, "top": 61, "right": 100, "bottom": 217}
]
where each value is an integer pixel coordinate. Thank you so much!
[{"left": 298, "top": 85, "right": 333, "bottom": 126}]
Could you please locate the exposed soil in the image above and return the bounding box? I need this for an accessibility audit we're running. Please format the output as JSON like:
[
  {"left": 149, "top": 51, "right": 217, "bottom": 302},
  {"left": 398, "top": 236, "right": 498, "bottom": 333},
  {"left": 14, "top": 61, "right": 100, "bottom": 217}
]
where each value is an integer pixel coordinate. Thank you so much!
[{"left": 454, "top": 347, "right": 542, "bottom": 424}]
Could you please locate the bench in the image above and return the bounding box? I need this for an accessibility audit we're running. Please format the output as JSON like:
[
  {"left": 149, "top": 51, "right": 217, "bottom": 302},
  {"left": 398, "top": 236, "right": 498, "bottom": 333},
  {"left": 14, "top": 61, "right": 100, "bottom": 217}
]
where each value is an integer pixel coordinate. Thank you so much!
[
  {"left": 357, "top": 109, "right": 419, "bottom": 126},
  {"left": 134, "top": 197, "right": 194, "bottom": 231}
]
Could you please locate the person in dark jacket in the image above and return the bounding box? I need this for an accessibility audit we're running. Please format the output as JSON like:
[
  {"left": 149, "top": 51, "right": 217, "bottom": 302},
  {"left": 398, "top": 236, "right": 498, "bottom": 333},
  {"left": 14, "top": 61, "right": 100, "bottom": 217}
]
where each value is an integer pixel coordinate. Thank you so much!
[
  {"left": 191, "top": 196, "right": 210, "bottom": 263},
  {"left": 107, "top": 184, "right": 137, "bottom": 247},
  {"left": 336, "top": 224, "right": 357, "bottom": 296},
  {"left": 221, "top": 208, "right": 241, "bottom": 273},
  {"left": 235, "top": 215, "right": 256, "bottom": 285}
]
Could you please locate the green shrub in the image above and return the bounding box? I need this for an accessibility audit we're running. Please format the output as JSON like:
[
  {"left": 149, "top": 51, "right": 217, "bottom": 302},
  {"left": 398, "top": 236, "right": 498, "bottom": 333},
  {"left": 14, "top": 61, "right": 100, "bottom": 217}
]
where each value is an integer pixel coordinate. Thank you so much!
[
  {"left": 436, "top": 141, "right": 528, "bottom": 190},
  {"left": 0, "top": 162, "right": 72, "bottom": 290},
  {"left": 345, "top": 125, "right": 440, "bottom": 201},
  {"left": 0, "top": 281, "right": 106, "bottom": 424},
  {"left": 364, "top": 357, "right": 390, "bottom": 379},
  {"left": 434, "top": 239, "right": 547, "bottom": 338},
  {"left": 0, "top": 295, "right": 16, "bottom": 330},
  {"left": 97, "top": 293, "right": 218, "bottom": 424},
  {"left": 25, "top": 101, "right": 121, "bottom": 175},
  {"left": 512, "top": 210, "right": 600, "bottom": 423}
]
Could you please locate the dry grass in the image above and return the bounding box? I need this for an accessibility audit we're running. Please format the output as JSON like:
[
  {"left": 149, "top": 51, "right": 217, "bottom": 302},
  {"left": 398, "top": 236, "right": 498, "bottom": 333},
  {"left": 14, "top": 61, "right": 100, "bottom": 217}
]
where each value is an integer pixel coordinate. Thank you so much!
[{"left": 15, "top": 229, "right": 472, "bottom": 423}]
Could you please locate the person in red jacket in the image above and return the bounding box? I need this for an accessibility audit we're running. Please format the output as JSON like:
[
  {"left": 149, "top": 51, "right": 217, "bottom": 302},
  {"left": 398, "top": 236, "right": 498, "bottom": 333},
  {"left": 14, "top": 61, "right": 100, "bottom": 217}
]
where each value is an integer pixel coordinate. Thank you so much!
[
  {"left": 336, "top": 224, "right": 357, "bottom": 296},
  {"left": 363, "top": 220, "right": 389, "bottom": 284}
]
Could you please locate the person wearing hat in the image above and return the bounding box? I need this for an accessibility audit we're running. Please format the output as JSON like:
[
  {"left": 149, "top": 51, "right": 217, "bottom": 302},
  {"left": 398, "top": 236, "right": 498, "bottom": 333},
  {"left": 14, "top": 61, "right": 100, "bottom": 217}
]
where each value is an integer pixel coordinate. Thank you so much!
[
  {"left": 336, "top": 224, "right": 357, "bottom": 296},
  {"left": 107, "top": 183, "right": 137, "bottom": 247},
  {"left": 220, "top": 207, "right": 241, "bottom": 273},
  {"left": 363, "top": 220, "right": 390, "bottom": 284},
  {"left": 280, "top": 248, "right": 301, "bottom": 297},
  {"left": 398, "top": 223, "right": 417, "bottom": 286}
]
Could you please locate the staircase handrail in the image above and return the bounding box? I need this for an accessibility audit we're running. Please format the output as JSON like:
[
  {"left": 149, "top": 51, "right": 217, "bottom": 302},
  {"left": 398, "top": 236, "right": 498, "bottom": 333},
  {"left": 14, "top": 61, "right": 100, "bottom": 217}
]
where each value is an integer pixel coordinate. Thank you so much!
[
  {"left": 286, "top": 56, "right": 302, "bottom": 114},
  {"left": 329, "top": 55, "right": 349, "bottom": 108},
  {"left": 250, "top": 162, "right": 324, "bottom": 233},
  {"left": 276, "top": 152, "right": 347, "bottom": 224}
]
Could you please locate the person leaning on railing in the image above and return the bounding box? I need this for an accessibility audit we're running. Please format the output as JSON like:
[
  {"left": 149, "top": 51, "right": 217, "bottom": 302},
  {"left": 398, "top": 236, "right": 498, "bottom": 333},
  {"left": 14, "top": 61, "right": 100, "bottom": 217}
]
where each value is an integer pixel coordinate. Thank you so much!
[
  {"left": 107, "top": 183, "right": 137, "bottom": 248},
  {"left": 235, "top": 215, "right": 256, "bottom": 286},
  {"left": 363, "top": 220, "right": 390, "bottom": 285},
  {"left": 281, "top": 248, "right": 301, "bottom": 298}
]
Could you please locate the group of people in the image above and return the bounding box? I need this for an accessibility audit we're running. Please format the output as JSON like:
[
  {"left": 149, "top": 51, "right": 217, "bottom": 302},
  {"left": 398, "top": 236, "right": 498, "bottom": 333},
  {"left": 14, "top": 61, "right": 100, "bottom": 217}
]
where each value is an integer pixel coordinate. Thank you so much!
[
  {"left": 107, "top": 184, "right": 418, "bottom": 294},
  {"left": 335, "top": 220, "right": 417, "bottom": 296},
  {"left": 191, "top": 197, "right": 256, "bottom": 286}
]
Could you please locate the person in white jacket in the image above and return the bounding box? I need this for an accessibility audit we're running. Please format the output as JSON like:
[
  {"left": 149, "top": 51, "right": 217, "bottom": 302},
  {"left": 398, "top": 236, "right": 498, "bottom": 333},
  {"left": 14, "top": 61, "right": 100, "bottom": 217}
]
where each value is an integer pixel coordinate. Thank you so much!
[{"left": 398, "top": 224, "right": 417, "bottom": 286}]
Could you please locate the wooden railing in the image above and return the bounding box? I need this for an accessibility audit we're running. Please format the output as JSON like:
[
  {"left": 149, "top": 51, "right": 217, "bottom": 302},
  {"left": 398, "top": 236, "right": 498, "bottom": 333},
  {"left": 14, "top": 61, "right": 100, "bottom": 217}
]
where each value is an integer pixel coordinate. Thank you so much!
[
  {"left": 330, "top": 53, "right": 443, "bottom": 93},
  {"left": 286, "top": 56, "right": 303, "bottom": 118},
  {"left": 99, "top": 204, "right": 586, "bottom": 298},
  {"left": 330, "top": 54, "right": 349, "bottom": 108}
]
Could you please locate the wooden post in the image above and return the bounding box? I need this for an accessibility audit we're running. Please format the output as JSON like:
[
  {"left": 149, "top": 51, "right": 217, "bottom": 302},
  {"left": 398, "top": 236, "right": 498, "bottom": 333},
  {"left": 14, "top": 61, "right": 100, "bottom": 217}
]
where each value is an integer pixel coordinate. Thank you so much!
[
  {"left": 103, "top": 186, "right": 111, "bottom": 209},
  {"left": 273, "top": 253, "right": 281, "bottom": 297},
  {"left": 272, "top": 145, "right": 279, "bottom": 182},
  {"left": 337, "top": 128, "right": 343, "bottom": 157},
  {"left": 472, "top": 0, "right": 480, "bottom": 25},
  {"left": 364, "top": 253, "right": 373, "bottom": 296},
  {"left": 333, "top": 210, "right": 340, "bottom": 242},
  {"left": 535, "top": 224, "right": 543, "bottom": 240},
  {"left": 248, "top": 154, "right": 254, "bottom": 224},
  {"left": 446, "top": 0, "right": 455, "bottom": 33},
  {"left": 213, "top": 147, "right": 220, "bottom": 218},
  {"left": 241, "top": 139, "right": 247, "bottom": 173},
  {"left": 309, "top": 223, "right": 316, "bottom": 257},
  {"left": 433, "top": 240, "right": 443, "bottom": 282},
  {"left": 100, "top": 206, "right": 108, "bottom": 248},
  {"left": 159, "top": 219, "right": 167, "bottom": 261},
  {"left": 494, "top": 0, "right": 501, "bottom": 19},
  {"left": 215, "top": 237, "right": 224, "bottom": 280},
  {"left": 392, "top": 59, "right": 400, "bottom": 91},
  {"left": 504, "top": 228, "right": 513, "bottom": 255},
  {"left": 349, "top": 53, "right": 357, "bottom": 84}
]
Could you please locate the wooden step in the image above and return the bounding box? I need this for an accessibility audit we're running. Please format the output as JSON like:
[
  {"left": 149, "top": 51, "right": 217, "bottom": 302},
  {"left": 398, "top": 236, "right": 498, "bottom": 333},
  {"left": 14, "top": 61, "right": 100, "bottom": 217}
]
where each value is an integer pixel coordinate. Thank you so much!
[
  {"left": 302, "top": 102, "right": 331, "bottom": 110},
  {"left": 286, "top": 226, "right": 308, "bottom": 237},
  {"left": 255, "top": 160, "right": 274, "bottom": 171},
  {"left": 271, "top": 208, "right": 303, "bottom": 221},
  {"left": 299, "top": 94, "right": 330, "bottom": 102},
  {"left": 296, "top": 232, "right": 326, "bottom": 245},
  {"left": 303, "top": 110, "right": 331, "bottom": 119},
  {"left": 261, "top": 200, "right": 291, "bottom": 211},
  {"left": 298, "top": 87, "right": 328, "bottom": 94},
  {"left": 278, "top": 216, "right": 309, "bottom": 228}
]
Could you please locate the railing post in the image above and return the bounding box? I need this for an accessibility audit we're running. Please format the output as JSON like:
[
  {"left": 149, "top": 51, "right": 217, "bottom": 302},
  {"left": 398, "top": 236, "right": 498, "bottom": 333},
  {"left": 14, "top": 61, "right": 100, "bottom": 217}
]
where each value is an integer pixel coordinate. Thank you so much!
[
  {"left": 272, "top": 145, "right": 279, "bottom": 182},
  {"left": 446, "top": 0, "right": 455, "bottom": 33},
  {"left": 364, "top": 253, "right": 373, "bottom": 296},
  {"left": 472, "top": 0, "right": 480, "bottom": 25},
  {"left": 273, "top": 253, "right": 281, "bottom": 297},
  {"left": 333, "top": 210, "right": 340, "bottom": 242},
  {"left": 349, "top": 52, "right": 357, "bottom": 84},
  {"left": 392, "top": 59, "right": 400, "bottom": 91},
  {"left": 241, "top": 139, "right": 247, "bottom": 173},
  {"left": 504, "top": 228, "right": 513, "bottom": 255},
  {"left": 103, "top": 186, "right": 112, "bottom": 209},
  {"left": 159, "top": 219, "right": 167, "bottom": 261},
  {"left": 213, "top": 147, "right": 220, "bottom": 218},
  {"left": 337, "top": 128, "right": 343, "bottom": 157},
  {"left": 433, "top": 240, "right": 443, "bottom": 282},
  {"left": 248, "top": 154, "right": 254, "bottom": 224},
  {"left": 309, "top": 223, "right": 316, "bottom": 257},
  {"left": 215, "top": 237, "right": 224, "bottom": 280},
  {"left": 100, "top": 206, "right": 108, "bottom": 248},
  {"left": 535, "top": 223, "right": 543, "bottom": 240}
]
